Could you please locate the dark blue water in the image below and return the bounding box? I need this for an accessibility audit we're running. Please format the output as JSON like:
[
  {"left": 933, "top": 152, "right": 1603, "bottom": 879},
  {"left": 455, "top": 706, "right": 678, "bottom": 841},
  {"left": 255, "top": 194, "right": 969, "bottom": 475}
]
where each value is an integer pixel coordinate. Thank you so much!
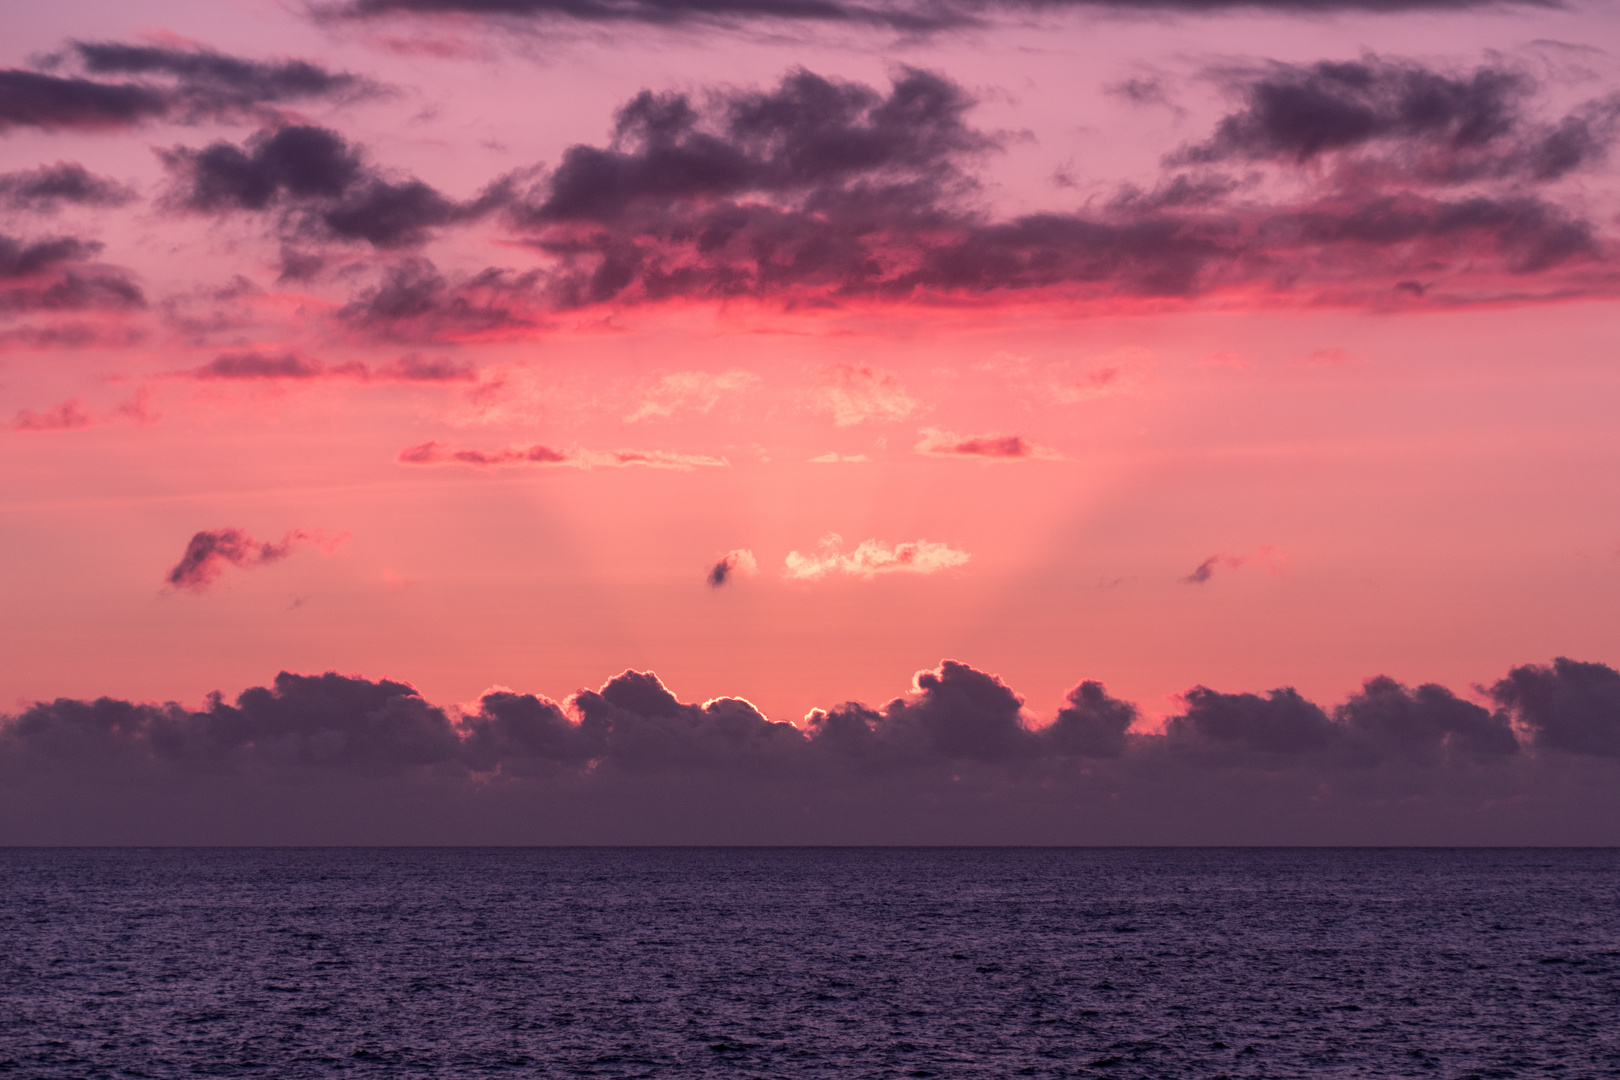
[{"left": 1, "top": 849, "right": 1616, "bottom": 1078}]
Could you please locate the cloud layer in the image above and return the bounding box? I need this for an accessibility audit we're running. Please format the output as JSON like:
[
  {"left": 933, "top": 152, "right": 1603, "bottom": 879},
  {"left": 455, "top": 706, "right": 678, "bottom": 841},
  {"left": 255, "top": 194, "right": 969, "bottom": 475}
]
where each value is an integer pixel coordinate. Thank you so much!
[{"left": 4, "top": 655, "right": 1620, "bottom": 843}]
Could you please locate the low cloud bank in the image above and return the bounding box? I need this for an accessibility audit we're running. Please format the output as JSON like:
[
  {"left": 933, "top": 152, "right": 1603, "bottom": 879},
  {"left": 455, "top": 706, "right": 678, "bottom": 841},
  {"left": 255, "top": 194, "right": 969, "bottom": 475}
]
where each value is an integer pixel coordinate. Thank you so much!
[{"left": 4, "top": 657, "right": 1620, "bottom": 844}]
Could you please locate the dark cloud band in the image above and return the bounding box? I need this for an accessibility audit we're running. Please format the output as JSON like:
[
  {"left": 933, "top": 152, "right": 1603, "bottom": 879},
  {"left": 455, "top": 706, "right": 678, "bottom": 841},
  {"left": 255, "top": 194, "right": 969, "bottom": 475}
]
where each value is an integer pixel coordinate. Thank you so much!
[{"left": 3, "top": 656, "right": 1618, "bottom": 843}]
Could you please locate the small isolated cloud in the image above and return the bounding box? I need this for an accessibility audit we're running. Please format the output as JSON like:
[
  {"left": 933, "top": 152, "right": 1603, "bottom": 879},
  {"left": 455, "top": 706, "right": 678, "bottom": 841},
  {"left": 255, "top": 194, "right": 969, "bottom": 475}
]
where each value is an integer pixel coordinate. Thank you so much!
[
  {"left": 784, "top": 534, "right": 970, "bottom": 581},
  {"left": 809, "top": 364, "right": 917, "bottom": 427},
  {"left": 1181, "top": 546, "right": 1286, "bottom": 585},
  {"left": 627, "top": 370, "right": 760, "bottom": 422},
  {"left": 707, "top": 549, "right": 758, "bottom": 588},
  {"left": 397, "top": 440, "right": 727, "bottom": 471},
  {"left": 165, "top": 527, "right": 343, "bottom": 591},
  {"left": 809, "top": 452, "right": 870, "bottom": 464},
  {"left": 914, "top": 428, "right": 1047, "bottom": 460},
  {"left": 1054, "top": 348, "right": 1156, "bottom": 404},
  {"left": 381, "top": 567, "right": 412, "bottom": 591}
]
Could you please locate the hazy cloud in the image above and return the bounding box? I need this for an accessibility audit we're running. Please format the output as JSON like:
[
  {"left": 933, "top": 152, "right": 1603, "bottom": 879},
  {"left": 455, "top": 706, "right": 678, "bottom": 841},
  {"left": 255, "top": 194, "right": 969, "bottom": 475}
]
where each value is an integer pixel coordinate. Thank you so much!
[
  {"left": 397, "top": 439, "right": 727, "bottom": 470},
  {"left": 627, "top": 370, "right": 761, "bottom": 422},
  {"left": 0, "top": 43, "right": 370, "bottom": 132},
  {"left": 809, "top": 364, "right": 918, "bottom": 426}
]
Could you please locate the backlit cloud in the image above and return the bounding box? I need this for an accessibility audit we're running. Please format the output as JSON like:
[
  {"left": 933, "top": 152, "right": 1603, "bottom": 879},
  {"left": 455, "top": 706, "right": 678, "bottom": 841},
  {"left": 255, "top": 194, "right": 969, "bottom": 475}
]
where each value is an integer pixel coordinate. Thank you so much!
[{"left": 4, "top": 655, "right": 1619, "bottom": 844}]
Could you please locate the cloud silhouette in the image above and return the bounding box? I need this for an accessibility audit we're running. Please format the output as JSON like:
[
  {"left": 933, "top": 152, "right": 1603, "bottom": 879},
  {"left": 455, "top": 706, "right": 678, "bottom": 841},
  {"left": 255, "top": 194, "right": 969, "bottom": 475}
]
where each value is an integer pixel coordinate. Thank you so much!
[
  {"left": 6, "top": 656, "right": 1620, "bottom": 844},
  {"left": 165, "top": 527, "right": 340, "bottom": 590},
  {"left": 161, "top": 125, "right": 509, "bottom": 250},
  {"left": 0, "top": 42, "right": 371, "bottom": 132},
  {"left": 708, "top": 548, "right": 758, "bottom": 587}
]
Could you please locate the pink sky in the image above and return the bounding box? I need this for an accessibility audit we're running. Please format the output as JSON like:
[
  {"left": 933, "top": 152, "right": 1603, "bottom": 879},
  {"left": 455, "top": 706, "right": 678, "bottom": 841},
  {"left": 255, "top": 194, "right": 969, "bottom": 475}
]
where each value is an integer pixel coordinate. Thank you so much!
[{"left": 4, "top": 0, "right": 1620, "bottom": 738}]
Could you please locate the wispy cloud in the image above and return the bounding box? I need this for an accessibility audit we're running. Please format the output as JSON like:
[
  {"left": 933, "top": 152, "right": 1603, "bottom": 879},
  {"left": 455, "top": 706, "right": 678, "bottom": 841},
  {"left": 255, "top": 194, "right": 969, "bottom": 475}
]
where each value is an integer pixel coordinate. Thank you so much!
[
  {"left": 1181, "top": 546, "right": 1286, "bottom": 584},
  {"left": 808, "top": 364, "right": 918, "bottom": 427},
  {"left": 397, "top": 440, "right": 728, "bottom": 471},
  {"left": 626, "top": 370, "right": 761, "bottom": 422}
]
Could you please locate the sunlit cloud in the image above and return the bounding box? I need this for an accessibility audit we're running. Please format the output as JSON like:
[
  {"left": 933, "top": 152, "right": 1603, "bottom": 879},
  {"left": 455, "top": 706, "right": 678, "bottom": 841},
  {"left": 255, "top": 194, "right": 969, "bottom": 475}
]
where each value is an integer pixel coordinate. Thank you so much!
[
  {"left": 808, "top": 364, "right": 918, "bottom": 427},
  {"left": 397, "top": 440, "right": 728, "bottom": 471},
  {"left": 626, "top": 370, "right": 761, "bottom": 422},
  {"left": 784, "top": 534, "right": 970, "bottom": 580}
]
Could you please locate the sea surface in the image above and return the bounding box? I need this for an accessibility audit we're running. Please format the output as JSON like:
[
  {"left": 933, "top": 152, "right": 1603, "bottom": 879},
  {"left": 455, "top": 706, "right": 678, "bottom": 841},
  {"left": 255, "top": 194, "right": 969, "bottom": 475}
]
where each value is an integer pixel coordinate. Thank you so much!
[{"left": 0, "top": 848, "right": 1616, "bottom": 1078}]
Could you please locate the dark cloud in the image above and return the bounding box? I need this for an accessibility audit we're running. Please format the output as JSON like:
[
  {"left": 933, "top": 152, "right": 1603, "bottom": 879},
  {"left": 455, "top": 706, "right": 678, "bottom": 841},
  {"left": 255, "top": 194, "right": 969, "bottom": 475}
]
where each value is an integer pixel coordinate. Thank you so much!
[
  {"left": 0, "top": 232, "right": 144, "bottom": 315},
  {"left": 0, "top": 43, "right": 369, "bottom": 132},
  {"left": 0, "top": 70, "right": 168, "bottom": 132},
  {"left": 5, "top": 657, "right": 1620, "bottom": 843},
  {"left": 519, "top": 66, "right": 992, "bottom": 227},
  {"left": 161, "top": 126, "right": 503, "bottom": 250},
  {"left": 1490, "top": 657, "right": 1620, "bottom": 757},
  {"left": 1177, "top": 57, "right": 1620, "bottom": 185},
  {"left": 320, "top": 0, "right": 1555, "bottom": 35},
  {"left": 165, "top": 527, "right": 333, "bottom": 590},
  {"left": 72, "top": 41, "right": 369, "bottom": 117},
  {"left": 337, "top": 259, "right": 543, "bottom": 342},
  {"left": 1336, "top": 676, "right": 1518, "bottom": 766},
  {"left": 486, "top": 67, "right": 1612, "bottom": 315},
  {"left": 707, "top": 548, "right": 756, "bottom": 587},
  {"left": 1041, "top": 679, "right": 1136, "bottom": 758},
  {"left": 1167, "top": 685, "right": 1336, "bottom": 755},
  {"left": 0, "top": 163, "right": 136, "bottom": 211}
]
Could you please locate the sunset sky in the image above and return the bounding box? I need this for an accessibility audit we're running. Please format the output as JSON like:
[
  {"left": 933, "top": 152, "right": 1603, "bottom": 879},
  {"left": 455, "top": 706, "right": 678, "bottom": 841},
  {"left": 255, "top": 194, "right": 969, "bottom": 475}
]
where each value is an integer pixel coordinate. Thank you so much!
[{"left": 4, "top": 0, "right": 1620, "bottom": 842}]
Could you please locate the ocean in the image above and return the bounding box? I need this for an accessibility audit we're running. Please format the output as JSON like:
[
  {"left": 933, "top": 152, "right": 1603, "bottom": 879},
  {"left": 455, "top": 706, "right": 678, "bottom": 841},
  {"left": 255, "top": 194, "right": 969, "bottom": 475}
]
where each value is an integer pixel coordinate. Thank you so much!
[{"left": 1, "top": 848, "right": 1616, "bottom": 1077}]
